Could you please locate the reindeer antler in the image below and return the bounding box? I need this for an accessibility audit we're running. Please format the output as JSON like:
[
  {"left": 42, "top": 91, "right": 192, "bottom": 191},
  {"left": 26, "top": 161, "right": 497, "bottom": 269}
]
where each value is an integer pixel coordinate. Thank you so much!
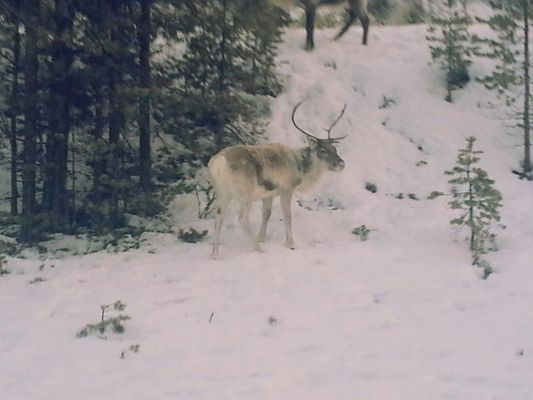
[
  {"left": 292, "top": 100, "right": 348, "bottom": 142},
  {"left": 323, "top": 103, "right": 348, "bottom": 142},
  {"left": 291, "top": 101, "right": 321, "bottom": 141}
]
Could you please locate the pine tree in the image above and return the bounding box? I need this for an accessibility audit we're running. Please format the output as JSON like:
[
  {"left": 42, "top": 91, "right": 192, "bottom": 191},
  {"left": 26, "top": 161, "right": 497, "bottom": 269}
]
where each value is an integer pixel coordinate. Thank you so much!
[
  {"left": 475, "top": 0, "right": 532, "bottom": 179},
  {"left": 426, "top": 0, "right": 473, "bottom": 102},
  {"left": 239, "top": 0, "right": 289, "bottom": 96},
  {"left": 160, "top": 0, "right": 287, "bottom": 152},
  {"left": 430, "top": 137, "right": 503, "bottom": 265},
  {"left": 76, "top": 0, "right": 141, "bottom": 228}
]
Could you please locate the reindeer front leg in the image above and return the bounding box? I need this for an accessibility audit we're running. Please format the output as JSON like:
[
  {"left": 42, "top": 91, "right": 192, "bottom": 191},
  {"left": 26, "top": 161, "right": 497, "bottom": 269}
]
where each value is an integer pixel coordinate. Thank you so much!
[{"left": 280, "top": 191, "right": 296, "bottom": 249}]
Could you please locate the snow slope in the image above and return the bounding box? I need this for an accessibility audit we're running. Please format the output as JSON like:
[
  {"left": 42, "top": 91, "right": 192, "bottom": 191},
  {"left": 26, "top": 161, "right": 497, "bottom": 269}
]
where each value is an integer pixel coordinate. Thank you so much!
[{"left": 1, "top": 24, "right": 533, "bottom": 400}]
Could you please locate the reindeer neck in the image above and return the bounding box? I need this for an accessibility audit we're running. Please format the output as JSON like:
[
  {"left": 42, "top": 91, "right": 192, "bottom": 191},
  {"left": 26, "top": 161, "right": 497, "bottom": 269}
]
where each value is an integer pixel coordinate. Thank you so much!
[{"left": 294, "top": 146, "right": 325, "bottom": 190}]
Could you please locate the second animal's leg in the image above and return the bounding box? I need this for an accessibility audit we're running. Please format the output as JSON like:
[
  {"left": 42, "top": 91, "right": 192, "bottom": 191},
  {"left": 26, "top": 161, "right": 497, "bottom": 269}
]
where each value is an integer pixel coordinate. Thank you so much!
[
  {"left": 360, "top": 12, "right": 369, "bottom": 45},
  {"left": 280, "top": 192, "right": 296, "bottom": 249},
  {"left": 333, "top": 8, "right": 356, "bottom": 41},
  {"left": 305, "top": 2, "right": 317, "bottom": 50},
  {"left": 257, "top": 197, "right": 273, "bottom": 243},
  {"left": 334, "top": 1, "right": 369, "bottom": 45}
]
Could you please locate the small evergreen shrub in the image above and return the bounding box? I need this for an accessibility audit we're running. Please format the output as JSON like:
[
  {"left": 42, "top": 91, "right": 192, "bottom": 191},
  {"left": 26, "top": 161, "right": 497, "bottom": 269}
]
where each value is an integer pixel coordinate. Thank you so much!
[
  {"left": 77, "top": 301, "right": 130, "bottom": 339},
  {"left": 0, "top": 238, "right": 18, "bottom": 256},
  {"left": 378, "top": 95, "right": 396, "bottom": 109},
  {"left": 0, "top": 255, "right": 9, "bottom": 276},
  {"left": 178, "top": 228, "right": 208, "bottom": 244},
  {"left": 96, "top": 228, "right": 143, "bottom": 253},
  {"left": 365, "top": 182, "right": 378, "bottom": 193},
  {"left": 351, "top": 225, "right": 372, "bottom": 241},
  {"left": 121, "top": 344, "right": 140, "bottom": 359}
]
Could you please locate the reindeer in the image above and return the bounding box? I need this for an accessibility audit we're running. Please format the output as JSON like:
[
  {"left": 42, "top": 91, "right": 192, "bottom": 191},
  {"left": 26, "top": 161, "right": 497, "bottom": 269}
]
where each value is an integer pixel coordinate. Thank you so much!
[
  {"left": 301, "top": 0, "right": 369, "bottom": 50},
  {"left": 208, "top": 102, "right": 347, "bottom": 258}
]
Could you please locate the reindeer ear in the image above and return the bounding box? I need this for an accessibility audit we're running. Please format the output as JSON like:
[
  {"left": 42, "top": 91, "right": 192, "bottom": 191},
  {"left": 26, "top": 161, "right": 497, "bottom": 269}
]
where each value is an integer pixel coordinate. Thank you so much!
[{"left": 307, "top": 137, "right": 319, "bottom": 148}]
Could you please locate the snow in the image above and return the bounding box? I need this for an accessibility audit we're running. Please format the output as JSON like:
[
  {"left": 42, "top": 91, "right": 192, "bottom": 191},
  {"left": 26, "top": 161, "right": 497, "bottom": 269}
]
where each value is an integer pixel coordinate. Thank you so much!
[{"left": 2, "top": 22, "right": 533, "bottom": 400}]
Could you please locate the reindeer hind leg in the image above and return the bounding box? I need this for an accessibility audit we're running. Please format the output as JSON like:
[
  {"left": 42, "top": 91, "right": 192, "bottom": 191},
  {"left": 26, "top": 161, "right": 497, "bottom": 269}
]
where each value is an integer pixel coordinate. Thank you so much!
[
  {"left": 257, "top": 197, "right": 273, "bottom": 243},
  {"left": 211, "top": 196, "right": 230, "bottom": 259},
  {"left": 238, "top": 199, "right": 262, "bottom": 252}
]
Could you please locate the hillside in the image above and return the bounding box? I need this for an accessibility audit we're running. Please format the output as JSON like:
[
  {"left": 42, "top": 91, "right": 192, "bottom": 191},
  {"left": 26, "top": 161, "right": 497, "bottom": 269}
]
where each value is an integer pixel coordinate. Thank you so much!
[{"left": 1, "top": 23, "right": 533, "bottom": 400}]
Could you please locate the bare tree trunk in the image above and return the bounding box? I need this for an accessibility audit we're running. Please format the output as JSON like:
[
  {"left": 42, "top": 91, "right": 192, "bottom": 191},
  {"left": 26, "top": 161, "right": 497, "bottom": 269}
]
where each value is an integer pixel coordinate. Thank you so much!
[
  {"left": 219, "top": 0, "right": 228, "bottom": 91},
  {"left": 107, "top": 3, "right": 126, "bottom": 224},
  {"left": 522, "top": 0, "right": 531, "bottom": 176},
  {"left": 43, "top": 0, "right": 74, "bottom": 226},
  {"left": 90, "top": 0, "right": 106, "bottom": 209},
  {"left": 9, "top": 4, "right": 21, "bottom": 216},
  {"left": 91, "top": 80, "right": 105, "bottom": 200},
  {"left": 108, "top": 67, "right": 122, "bottom": 221},
  {"left": 445, "top": 0, "right": 453, "bottom": 103},
  {"left": 138, "top": 0, "right": 152, "bottom": 192},
  {"left": 21, "top": 0, "right": 40, "bottom": 241}
]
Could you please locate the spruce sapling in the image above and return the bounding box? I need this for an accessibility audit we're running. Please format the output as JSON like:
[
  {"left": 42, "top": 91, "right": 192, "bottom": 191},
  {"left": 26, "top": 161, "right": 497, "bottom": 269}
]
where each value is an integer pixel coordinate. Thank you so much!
[
  {"left": 473, "top": 0, "right": 532, "bottom": 178},
  {"left": 426, "top": 0, "right": 474, "bottom": 102},
  {"left": 429, "top": 137, "right": 503, "bottom": 266}
]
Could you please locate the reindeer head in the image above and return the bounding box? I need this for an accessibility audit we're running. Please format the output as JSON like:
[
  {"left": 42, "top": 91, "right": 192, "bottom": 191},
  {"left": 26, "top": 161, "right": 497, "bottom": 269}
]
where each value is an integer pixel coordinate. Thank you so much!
[
  {"left": 291, "top": 101, "right": 347, "bottom": 172},
  {"left": 310, "top": 139, "right": 345, "bottom": 171}
]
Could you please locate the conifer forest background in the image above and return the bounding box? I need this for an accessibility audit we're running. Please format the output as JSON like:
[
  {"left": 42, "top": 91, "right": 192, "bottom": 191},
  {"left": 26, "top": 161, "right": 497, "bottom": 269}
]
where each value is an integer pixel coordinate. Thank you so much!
[{"left": 0, "top": 0, "right": 289, "bottom": 241}]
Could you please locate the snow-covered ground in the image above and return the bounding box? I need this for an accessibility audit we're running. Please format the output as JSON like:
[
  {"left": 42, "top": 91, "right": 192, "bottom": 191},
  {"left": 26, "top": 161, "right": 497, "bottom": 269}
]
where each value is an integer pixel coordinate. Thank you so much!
[{"left": 2, "top": 23, "right": 533, "bottom": 400}]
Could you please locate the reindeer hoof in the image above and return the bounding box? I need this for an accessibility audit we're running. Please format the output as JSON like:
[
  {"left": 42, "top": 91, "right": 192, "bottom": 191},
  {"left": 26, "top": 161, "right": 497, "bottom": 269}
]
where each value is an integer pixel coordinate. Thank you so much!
[
  {"left": 284, "top": 241, "right": 296, "bottom": 250},
  {"left": 253, "top": 243, "right": 264, "bottom": 253}
]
